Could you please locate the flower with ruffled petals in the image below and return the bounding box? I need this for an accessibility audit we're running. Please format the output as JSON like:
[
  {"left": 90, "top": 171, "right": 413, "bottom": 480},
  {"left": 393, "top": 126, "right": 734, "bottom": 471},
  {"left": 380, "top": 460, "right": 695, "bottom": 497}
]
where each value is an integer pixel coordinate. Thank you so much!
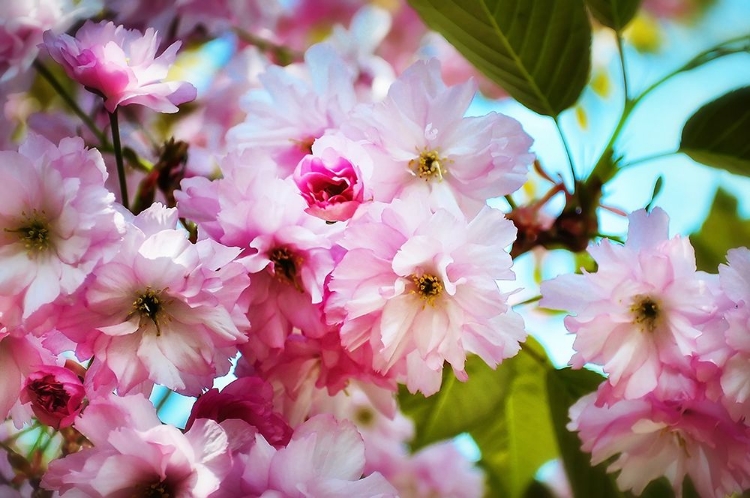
[
  {"left": 20, "top": 365, "right": 84, "bottom": 429},
  {"left": 326, "top": 194, "right": 525, "bottom": 395},
  {"left": 61, "top": 204, "right": 249, "bottom": 396},
  {"left": 343, "top": 58, "right": 533, "bottom": 217},
  {"left": 569, "top": 386, "right": 750, "bottom": 497},
  {"left": 42, "top": 393, "right": 232, "bottom": 497},
  {"left": 0, "top": 134, "right": 121, "bottom": 329},
  {"left": 540, "top": 208, "right": 719, "bottom": 400},
  {"left": 42, "top": 20, "right": 197, "bottom": 113}
]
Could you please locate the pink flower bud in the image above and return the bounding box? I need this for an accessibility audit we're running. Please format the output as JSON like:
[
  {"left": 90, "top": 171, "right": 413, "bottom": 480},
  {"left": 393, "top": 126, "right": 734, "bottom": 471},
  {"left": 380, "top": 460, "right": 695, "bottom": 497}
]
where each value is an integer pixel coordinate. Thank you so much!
[
  {"left": 21, "top": 366, "right": 85, "bottom": 429},
  {"left": 293, "top": 153, "right": 364, "bottom": 222}
]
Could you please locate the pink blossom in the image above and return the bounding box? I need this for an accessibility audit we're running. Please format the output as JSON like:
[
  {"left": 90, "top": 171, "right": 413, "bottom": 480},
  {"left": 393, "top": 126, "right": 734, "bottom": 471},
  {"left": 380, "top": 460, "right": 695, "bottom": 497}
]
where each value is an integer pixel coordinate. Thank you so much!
[
  {"left": 540, "top": 208, "right": 719, "bottom": 400},
  {"left": 20, "top": 364, "right": 84, "bottom": 429},
  {"left": 42, "top": 393, "right": 232, "bottom": 497},
  {"left": 227, "top": 43, "right": 358, "bottom": 175},
  {"left": 60, "top": 204, "right": 249, "bottom": 396},
  {"left": 0, "top": 331, "right": 55, "bottom": 422},
  {"left": 187, "top": 376, "right": 293, "bottom": 448},
  {"left": 0, "top": 134, "right": 121, "bottom": 329},
  {"left": 343, "top": 58, "right": 533, "bottom": 217},
  {"left": 293, "top": 146, "right": 365, "bottom": 222},
  {"left": 569, "top": 388, "right": 750, "bottom": 497},
  {"left": 236, "top": 414, "right": 397, "bottom": 497},
  {"left": 42, "top": 20, "right": 197, "bottom": 113},
  {"left": 0, "top": 0, "right": 99, "bottom": 81},
  {"left": 326, "top": 195, "right": 525, "bottom": 395},
  {"left": 178, "top": 150, "right": 337, "bottom": 358}
]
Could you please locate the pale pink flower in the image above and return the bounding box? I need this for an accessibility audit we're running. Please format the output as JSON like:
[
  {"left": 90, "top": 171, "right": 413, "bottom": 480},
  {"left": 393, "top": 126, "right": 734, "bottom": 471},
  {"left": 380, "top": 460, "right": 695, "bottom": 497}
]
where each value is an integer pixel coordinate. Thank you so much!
[
  {"left": 42, "top": 20, "right": 197, "bottom": 113},
  {"left": 0, "top": 134, "right": 121, "bottom": 328},
  {"left": 343, "top": 58, "right": 533, "bottom": 217},
  {"left": 227, "top": 43, "right": 358, "bottom": 175},
  {"left": 20, "top": 364, "right": 84, "bottom": 429},
  {"left": 177, "top": 151, "right": 337, "bottom": 358},
  {"left": 0, "top": 0, "right": 100, "bottom": 81},
  {"left": 569, "top": 388, "right": 750, "bottom": 497},
  {"left": 42, "top": 393, "right": 232, "bottom": 497},
  {"left": 61, "top": 204, "right": 249, "bottom": 396},
  {"left": 237, "top": 414, "right": 397, "bottom": 497},
  {"left": 540, "top": 208, "right": 719, "bottom": 400},
  {"left": 326, "top": 195, "right": 525, "bottom": 395}
]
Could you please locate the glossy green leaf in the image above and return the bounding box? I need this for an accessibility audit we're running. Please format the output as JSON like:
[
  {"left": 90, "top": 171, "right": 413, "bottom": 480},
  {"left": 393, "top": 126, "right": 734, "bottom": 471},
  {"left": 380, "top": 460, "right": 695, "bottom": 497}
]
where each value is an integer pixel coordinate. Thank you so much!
[
  {"left": 546, "top": 368, "right": 623, "bottom": 498},
  {"left": 680, "top": 87, "right": 750, "bottom": 175},
  {"left": 584, "top": 0, "right": 642, "bottom": 31},
  {"left": 397, "top": 354, "right": 515, "bottom": 450},
  {"left": 690, "top": 188, "right": 750, "bottom": 272},
  {"left": 473, "top": 339, "right": 558, "bottom": 498},
  {"left": 407, "top": 0, "right": 592, "bottom": 116}
]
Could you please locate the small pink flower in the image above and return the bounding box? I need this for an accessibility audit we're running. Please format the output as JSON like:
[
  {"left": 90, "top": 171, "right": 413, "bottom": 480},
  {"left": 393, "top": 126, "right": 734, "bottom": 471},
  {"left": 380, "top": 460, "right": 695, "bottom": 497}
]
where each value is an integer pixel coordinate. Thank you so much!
[
  {"left": 187, "top": 376, "right": 293, "bottom": 448},
  {"left": 42, "top": 20, "right": 197, "bottom": 113},
  {"left": 294, "top": 152, "right": 364, "bottom": 222},
  {"left": 20, "top": 365, "right": 84, "bottom": 429}
]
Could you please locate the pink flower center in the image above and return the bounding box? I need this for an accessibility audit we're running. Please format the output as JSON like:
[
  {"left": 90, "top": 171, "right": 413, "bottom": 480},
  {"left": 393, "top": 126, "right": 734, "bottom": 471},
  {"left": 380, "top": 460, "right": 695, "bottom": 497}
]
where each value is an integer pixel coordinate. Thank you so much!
[
  {"left": 132, "top": 479, "right": 173, "bottom": 498},
  {"left": 28, "top": 376, "right": 70, "bottom": 413},
  {"left": 630, "top": 295, "right": 661, "bottom": 332},
  {"left": 412, "top": 273, "right": 444, "bottom": 306},
  {"left": 270, "top": 247, "right": 304, "bottom": 292},
  {"left": 130, "top": 287, "right": 169, "bottom": 336},
  {"left": 6, "top": 210, "right": 53, "bottom": 255},
  {"left": 409, "top": 150, "right": 447, "bottom": 181}
]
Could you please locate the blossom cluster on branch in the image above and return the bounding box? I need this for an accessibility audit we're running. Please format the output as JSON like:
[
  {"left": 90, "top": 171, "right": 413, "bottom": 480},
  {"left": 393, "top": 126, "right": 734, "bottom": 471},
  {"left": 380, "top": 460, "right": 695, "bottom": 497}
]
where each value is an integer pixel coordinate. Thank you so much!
[{"left": 0, "top": 0, "right": 747, "bottom": 497}]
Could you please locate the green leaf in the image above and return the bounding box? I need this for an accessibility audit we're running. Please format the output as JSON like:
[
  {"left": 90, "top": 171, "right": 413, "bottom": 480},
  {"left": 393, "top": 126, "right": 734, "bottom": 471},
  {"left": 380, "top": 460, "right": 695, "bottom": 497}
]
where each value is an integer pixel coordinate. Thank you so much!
[
  {"left": 680, "top": 87, "right": 750, "bottom": 176},
  {"left": 690, "top": 188, "right": 750, "bottom": 272},
  {"left": 546, "top": 368, "right": 623, "bottom": 498},
  {"left": 398, "top": 338, "right": 557, "bottom": 497},
  {"left": 398, "top": 354, "right": 515, "bottom": 450},
  {"left": 584, "top": 0, "right": 642, "bottom": 31},
  {"left": 473, "top": 339, "right": 559, "bottom": 498},
  {"left": 407, "top": 0, "right": 592, "bottom": 116}
]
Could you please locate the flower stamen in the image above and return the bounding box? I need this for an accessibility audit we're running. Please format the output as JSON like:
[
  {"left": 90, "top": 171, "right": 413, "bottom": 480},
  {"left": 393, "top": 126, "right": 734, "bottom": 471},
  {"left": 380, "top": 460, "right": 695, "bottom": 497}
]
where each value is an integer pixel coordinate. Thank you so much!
[
  {"left": 411, "top": 273, "right": 444, "bottom": 306},
  {"left": 129, "top": 287, "right": 169, "bottom": 336},
  {"left": 409, "top": 150, "right": 446, "bottom": 181},
  {"left": 631, "top": 295, "right": 661, "bottom": 332},
  {"left": 270, "top": 247, "right": 304, "bottom": 292},
  {"left": 6, "top": 210, "right": 53, "bottom": 255}
]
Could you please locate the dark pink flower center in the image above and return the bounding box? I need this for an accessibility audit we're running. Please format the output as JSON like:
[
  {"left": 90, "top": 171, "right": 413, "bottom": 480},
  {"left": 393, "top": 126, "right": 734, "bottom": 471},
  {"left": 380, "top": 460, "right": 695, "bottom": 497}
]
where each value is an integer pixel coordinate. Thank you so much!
[
  {"left": 270, "top": 247, "right": 303, "bottom": 292},
  {"left": 130, "top": 288, "right": 168, "bottom": 336},
  {"left": 132, "top": 479, "right": 173, "bottom": 498},
  {"left": 28, "top": 376, "right": 70, "bottom": 413},
  {"left": 631, "top": 295, "right": 661, "bottom": 332},
  {"left": 6, "top": 210, "right": 52, "bottom": 255}
]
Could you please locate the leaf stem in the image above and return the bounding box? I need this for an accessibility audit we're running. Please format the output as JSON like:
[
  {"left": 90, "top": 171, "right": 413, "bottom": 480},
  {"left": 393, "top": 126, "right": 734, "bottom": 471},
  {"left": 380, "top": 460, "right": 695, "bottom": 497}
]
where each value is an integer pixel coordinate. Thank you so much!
[
  {"left": 155, "top": 387, "right": 174, "bottom": 414},
  {"left": 615, "top": 33, "right": 630, "bottom": 103},
  {"left": 620, "top": 150, "right": 679, "bottom": 169},
  {"left": 586, "top": 33, "right": 750, "bottom": 187},
  {"left": 33, "top": 60, "right": 108, "bottom": 146},
  {"left": 553, "top": 116, "right": 577, "bottom": 184},
  {"left": 109, "top": 109, "right": 129, "bottom": 211}
]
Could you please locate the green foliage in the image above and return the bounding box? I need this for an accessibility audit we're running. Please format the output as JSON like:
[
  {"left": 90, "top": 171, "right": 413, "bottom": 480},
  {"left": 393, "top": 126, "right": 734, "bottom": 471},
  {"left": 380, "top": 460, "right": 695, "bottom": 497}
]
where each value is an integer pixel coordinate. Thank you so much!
[
  {"left": 399, "top": 338, "right": 562, "bottom": 497},
  {"left": 680, "top": 87, "right": 750, "bottom": 176},
  {"left": 584, "top": 0, "right": 642, "bottom": 31},
  {"left": 407, "top": 0, "right": 592, "bottom": 116},
  {"left": 546, "top": 368, "right": 621, "bottom": 498},
  {"left": 690, "top": 188, "right": 750, "bottom": 272}
]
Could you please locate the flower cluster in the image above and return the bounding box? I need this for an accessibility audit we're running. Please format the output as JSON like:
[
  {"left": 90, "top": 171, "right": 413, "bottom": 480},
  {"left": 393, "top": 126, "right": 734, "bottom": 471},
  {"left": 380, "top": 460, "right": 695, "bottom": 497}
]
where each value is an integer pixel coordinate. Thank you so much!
[
  {"left": 542, "top": 208, "right": 750, "bottom": 497},
  {"left": 0, "top": 1, "right": 536, "bottom": 495}
]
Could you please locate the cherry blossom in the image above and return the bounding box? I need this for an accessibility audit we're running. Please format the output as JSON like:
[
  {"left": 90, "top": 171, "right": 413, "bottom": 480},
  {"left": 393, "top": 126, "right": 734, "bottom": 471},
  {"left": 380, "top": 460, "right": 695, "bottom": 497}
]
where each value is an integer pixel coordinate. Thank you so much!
[{"left": 42, "top": 20, "right": 197, "bottom": 112}]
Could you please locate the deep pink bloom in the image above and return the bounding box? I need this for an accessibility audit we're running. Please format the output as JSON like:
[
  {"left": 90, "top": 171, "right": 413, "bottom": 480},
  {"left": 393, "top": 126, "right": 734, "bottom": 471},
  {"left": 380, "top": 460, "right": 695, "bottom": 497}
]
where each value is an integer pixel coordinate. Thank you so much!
[
  {"left": 326, "top": 195, "right": 525, "bottom": 395},
  {"left": 42, "top": 20, "right": 197, "bottom": 113},
  {"left": 293, "top": 134, "right": 370, "bottom": 222},
  {"left": 187, "top": 376, "right": 293, "bottom": 448},
  {"left": 569, "top": 387, "right": 750, "bottom": 497},
  {"left": 20, "top": 365, "right": 84, "bottom": 429},
  {"left": 42, "top": 393, "right": 232, "bottom": 497},
  {"left": 540, "top": 208, "right": 719, "bottom": 400}
]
